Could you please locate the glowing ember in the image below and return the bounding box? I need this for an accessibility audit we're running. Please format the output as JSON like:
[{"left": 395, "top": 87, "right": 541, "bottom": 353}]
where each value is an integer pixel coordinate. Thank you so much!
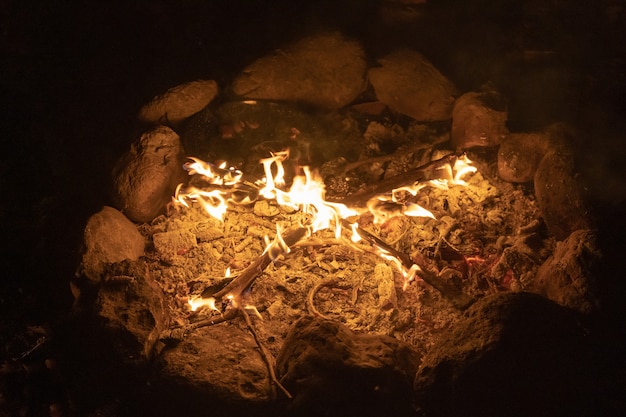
[{"left": 173, "top": 151, "right": 476, "bottom": 306}]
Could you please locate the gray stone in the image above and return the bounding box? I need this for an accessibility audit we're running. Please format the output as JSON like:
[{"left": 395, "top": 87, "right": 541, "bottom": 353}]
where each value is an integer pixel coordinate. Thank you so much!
[
  {"left": 112, "top": 125, "right": 188, "bottom": 223},
  {"left": 138, "top": 79, "right": 219, "bottom": 126},
  {"left": 368, "top": 49, "right": 458, "bottom": 121},
  {"left": 532, "top": 229, "right": 602, "bottom": 314},
  {"left": 81, "top": 206, "right": 145, "bottom": 283},
  {"left": 232, "top": 32, "right": 367, "bottom": 110},
  {"left": 414, "top": 291, "right": 595, "bottom": 417},
  {"left": 451, "top": 88, "right": 508, "bottom": 149},
  {"left": 276, "top": 316, "right": 420, "bottom": 417}
]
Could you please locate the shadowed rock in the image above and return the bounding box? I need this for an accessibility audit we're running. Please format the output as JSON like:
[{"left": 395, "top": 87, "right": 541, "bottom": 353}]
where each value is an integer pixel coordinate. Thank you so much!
[
  {"left": 94, "top": 259, "right": 169, "bottom": 365},
  {"left": 232, "top": 31, "right": 367, "bottom": 110},
  {"left": 451, "top": 87, "right": 508, "bottom": 149},
  {"left": 498, "top": 132, "right": 549, "bottom": 183},
  {"left": 368, "top": 49, "right": 458, "bottom": 121},
  {"left": 414, "top": 291, "right": 596, "bottom": 417},
  {"left": 112, "top": 125, "right": 187, "bottom": 223},
  {"left": 532, "top": 229, "right": 602, "bottom": 314},
  {"left": 276, "top": 316, "right": 421, "bottom": 417},
  {"left": 152, "top": 325, "right": 272, "bottom": 416},
  {"left": 534, "top": 150, "right": 594, "bottom": 240},
  {"left": 498, "top": 123, "right": 570, "bottom": 183}
]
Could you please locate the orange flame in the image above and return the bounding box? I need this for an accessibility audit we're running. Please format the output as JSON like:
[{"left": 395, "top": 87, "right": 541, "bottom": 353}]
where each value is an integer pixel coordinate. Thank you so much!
[{"left": 174, "top": 151, "right": 476, "bottom": 305}]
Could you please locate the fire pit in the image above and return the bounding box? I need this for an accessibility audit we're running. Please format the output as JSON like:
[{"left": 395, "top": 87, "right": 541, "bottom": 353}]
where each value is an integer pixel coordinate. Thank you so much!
[
  {"left": 4, "top": 2, "right": 626, "bottom": 417},
  {"left": 72, "top": 23, "right": 605, "bottom": 417}
]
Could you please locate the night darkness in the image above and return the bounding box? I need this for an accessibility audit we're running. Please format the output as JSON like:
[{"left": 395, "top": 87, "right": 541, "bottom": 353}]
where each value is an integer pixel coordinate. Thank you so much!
[{"left": 2, "top": 1, "right": 625, "bottom": 416}]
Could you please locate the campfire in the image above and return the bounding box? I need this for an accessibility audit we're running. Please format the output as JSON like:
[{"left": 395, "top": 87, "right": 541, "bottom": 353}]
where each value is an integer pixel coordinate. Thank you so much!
[{"left": 73, "top": 31, "right": 603, "bottom": 417}]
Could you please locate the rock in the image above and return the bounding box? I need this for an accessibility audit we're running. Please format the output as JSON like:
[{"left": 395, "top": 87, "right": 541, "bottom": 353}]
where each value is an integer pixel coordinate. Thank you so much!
[
  {"left": 368, "top": 49, "right": 458, "bottom": 121},
  {"left": 451, "top": 87, "right": 508, "bottom": 149},
  {"left": 210, "top": 100, "right": 322, "bottom": 170},
  {"left": 94, "top": 259, "right": 169, "bottom": 365},
  {"left": 498, "top": 123, "right": 570, "bottom": 183},
  {"left": 378, "top": 0, "right": 428, "bottom": 27},
  {"left": 80, "top": 206, "right": 145, "bottom": 283},
  {"left": 112, "top": 126, "right": 188, "bottom": 223},
  {"left": 192, "top": 221, "right": 224, "bottom": 242},
  {"left": 231, "top": 32, "right": 367, "bottom": 110},
  {"left": 531, "top": 229, "right": 602, "bottom": 314},
  {"left": 534, "top": 150, "right": 594, "bottom": 240},
  {"left": 179, "top": 105, "right": 220, "bottom": 158},
  {"left": 414, "top": 292, "right": 595, "bottom": 417},
  {"left": 200, "top": 100, "right": 363, "bottom": 175},
  {"left": 152, "top": 325, "right": 271, "bottom": 416},
  {"left": 374, "top": 263, "right": 397, "bottom": 310},
  {"left": 138, "top": 79, "right": 219, "bottom": 126},
  {"left": 276, "top": 316, "right": 421, "bottom": 417},
  {"left": 153, "top": 229, "right": 197, "bottom": 257},
  {"left": 498, "top": 132, "right": 549, "bottom": 182}
]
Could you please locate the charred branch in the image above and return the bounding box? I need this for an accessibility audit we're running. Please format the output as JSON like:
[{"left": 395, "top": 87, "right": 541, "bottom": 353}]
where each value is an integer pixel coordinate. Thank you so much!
[
  {"left": 335, "top": 153, "right": 461, "bottom": 207},
  {"left": 343, "top": 219, "right": 475, "bottom": 310},
  {"left": 208, "top": 226, "right": 310, "bottom": 301}
]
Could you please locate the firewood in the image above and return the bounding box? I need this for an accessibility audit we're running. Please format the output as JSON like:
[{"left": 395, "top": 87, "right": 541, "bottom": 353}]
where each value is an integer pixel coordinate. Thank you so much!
[{"left": 334, "top": 153, "right": 460, "bottom": 207}]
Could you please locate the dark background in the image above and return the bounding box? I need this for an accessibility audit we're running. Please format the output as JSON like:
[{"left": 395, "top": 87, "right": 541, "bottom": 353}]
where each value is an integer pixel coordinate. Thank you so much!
[{"left": 1, "top": 0, "right": 625, "bottom": 415}]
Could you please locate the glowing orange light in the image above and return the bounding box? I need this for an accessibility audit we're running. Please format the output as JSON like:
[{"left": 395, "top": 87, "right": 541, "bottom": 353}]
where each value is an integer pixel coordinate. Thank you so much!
[
  {"left": 173, "top": 151, "right": 476, "bottom": 303},
  {"left": 188, "top": 296, "right": 217, "bottom": 312}
]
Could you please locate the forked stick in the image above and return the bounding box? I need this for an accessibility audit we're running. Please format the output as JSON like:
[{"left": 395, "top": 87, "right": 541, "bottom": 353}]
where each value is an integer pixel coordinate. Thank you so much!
[{"left": 208, "top": 226, "right": 310, "bottom": 302}]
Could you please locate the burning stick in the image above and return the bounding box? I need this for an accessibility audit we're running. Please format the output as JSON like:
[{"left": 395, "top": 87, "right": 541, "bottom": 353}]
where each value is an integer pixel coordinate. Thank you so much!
[
  {"left": 335, "top": 153, "right": 461, "bottom": 207},
  {"left": 209, "top": 226, "right": 310, "bottom": 302},
  {"left": 160, "top": 308, "right": 240, "bottom": 341},
  {"left": 343, "top": 219, "right": 475, "bottom": 310},
  {"left": 161, "top": 227, "right": 310, "bottom": 342},
  {"left": 173, "top": 150, "right": 477, "bottom": 318},
  {"left": 240, "top": 307, "right": 292, "bottom": 399}
]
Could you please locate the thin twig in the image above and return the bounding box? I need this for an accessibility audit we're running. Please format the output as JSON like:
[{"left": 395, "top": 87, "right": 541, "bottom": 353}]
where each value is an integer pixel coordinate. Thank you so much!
[
  {"left": 341, "top": 219, "right": 475, "bottom": 310},
  {"left": 307, "top": 277, "right": 340, "bottom": 319},
  {"left": 240, "top": 307, "right": 293, "bottom": 399},
  {"left": 209, "top": 226, "right": 310, "bottom": 302},
  {"left": 433, "top": 222, "right": 454, "bottom": 259},
  {"left": 160, "top": 309, "right": 240, "bottom": 341},
  {"left": 335, "top": 153, "right": 460, "bottom": 207}
]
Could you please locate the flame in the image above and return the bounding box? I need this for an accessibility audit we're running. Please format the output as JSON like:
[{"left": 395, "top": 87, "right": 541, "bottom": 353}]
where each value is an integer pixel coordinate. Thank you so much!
[
  {"left": 350, "top": 223, "right": 361, "bottom": 243},
  {"left": 365, "top": 155, "right": 476, "bottom": 224},
  {"left": 184, "top": 158, "right": 243, "bottom": 185},
  {"left": 173, "top": 159, "right": 245, "bottom": 221},
  {"left": 174, "top": 151, "right": 476, "bottom": 307},
  {"left": 259, "top": 150, "right": 289, "bottom": 197},
  {"left": 453, "top": 155, "right": 477, "bottom": 185},
  {"left": 258, "top": 152, "right": 358, "bottom": 238},
  {"left": 188, "top": 296, "right": 217, "bottom": 312},
  {"left": 427, "top": 154, "right": 477, "bottom": 189},
  {"left": 176, "top": 187, "right": 229, "bottom": 220},
  {"left": 264, "top": 223, "right": 292, "bottom": 261}
]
